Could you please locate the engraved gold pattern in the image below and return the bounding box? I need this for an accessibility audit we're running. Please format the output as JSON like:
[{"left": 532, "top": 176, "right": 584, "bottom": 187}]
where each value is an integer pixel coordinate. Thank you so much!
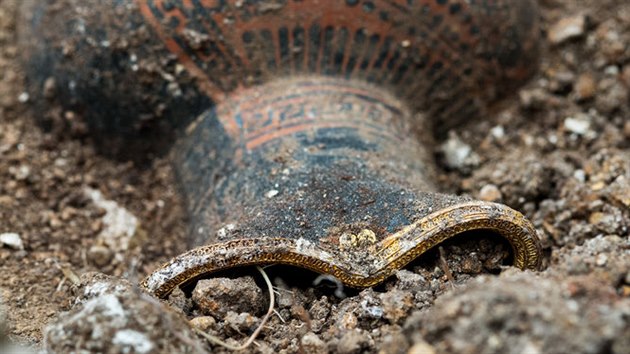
[{"left": 143, "top": 201, "right": 542, "bottom": 298}]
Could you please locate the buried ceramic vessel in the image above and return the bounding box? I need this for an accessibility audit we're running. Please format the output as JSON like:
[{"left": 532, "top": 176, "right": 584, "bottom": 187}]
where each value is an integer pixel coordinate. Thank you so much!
[{"left": 22, "top": 0, "right": 543, "bottom": 298}]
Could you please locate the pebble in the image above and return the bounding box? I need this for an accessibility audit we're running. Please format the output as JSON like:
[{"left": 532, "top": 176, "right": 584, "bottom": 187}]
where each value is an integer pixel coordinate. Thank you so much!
[
  {"left": 588, "top": 208, "right": 624, "bottom": 235},
  {"left": 564, "top": 115, "right": 591, "bottom": 135},
  {"left": 378, "top": 331, "right": 410, "bottom": 354},
  {"left": 407, "top": 341, "right": 436, "bottom": 354},
  {"left": 595, "top": 77, "right": 628, "bottom": 114},
  {"left": 189, "top": 316, "right": 217, "bottom": 332},
  {"left": 191, "top": 277, "right": 264, "bottom": 318},
  {"left": 490, "top": 125, "right": 505, "bottom": 140},
  {"left": 308, "top": 297, "right": 332, "bottom": 333},
  {"left": 9, "top": 165, "right": 30, "bottom": 180},
  {"left": 43, "top": 77, "right": 56, "bottom": 99},
  {"left": 224, "top": 311, "right": 258, "bottom": 332},
  {"left": 574, "top": 73, "right": 596, "bottom": 100},
  {"left": 300, "top": 332, "right": 327, "bottom": 354},
  {"left": 0, "top": 232, "right": 23, "bottom": 250},
  {"left": 265, "top": 189, "right": 279, "bottom": 198},
  {"left": 358, "top": 290, "right": 384, "bottom": 319},
  {"left": 595, "top": 254, "right": 607, "bottom": 267},
  {"left": 17, "top": 91, "right": 29, "bottom": 103},
  {"left": 167, "top": 287, "right": 192, "bottom": 314},
  {"left": 84, "top": 188, "right": 138, "bottom": 256},
  {"left": 337, "top": 330, "right": 370, "bottom": 354},
  {"left": 394, "top": 269, "right": 428, "bottom": 291},
  {"left": 87, "top": 245, "right": 113, "bottom": 267},
  {"left": 548, "top": 14, "right": 587, "bottom": 44},
  {"left": 439, "top": 132, "right": 480, "bottom": 173},
  {"left": 479, "top": 184, "right": 503, "bottom": 202},
  {"left": 519, "top": 88, "right": 549, "bottom": 109},
  {"left": 380, "top": 290, "right": 414, "bottom": 324},
  {"left": 604, "top": 65, "right": 619, "bottom": 76},
  {"left": 573, "top": 169, "right": 586, "bottom": 183}
]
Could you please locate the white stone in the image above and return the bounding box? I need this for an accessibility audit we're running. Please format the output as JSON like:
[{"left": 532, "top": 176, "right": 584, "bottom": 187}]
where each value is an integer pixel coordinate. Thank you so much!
[
  {"left": 564, "top": 115, "right": 591, "bottom": 135},
  {"left": 84, "top": 188, "right": 138, "bottom": 255},
  {"left": 490, "top": 125, "right": 505, "bottom": 139},
  {"left": 216, "top": 223, "right": 236, "bottom": 239},
  {"left": 113, "top": 329, "right": 154, "bottom": 354},
  {"left": 573, "top": 169, "right": 586, "bottom": 182},
  {"left": 265, "top": 189, "right": 279, "bottom": 198},
  {"left": 0, "top": 233, "right": 23, "bottom": 250},
  {"left": 17, "top": 92, "right": 29, "bottom": 103},
  {"left": 440, "top": 132, "right": 480, "bottom": 171}
]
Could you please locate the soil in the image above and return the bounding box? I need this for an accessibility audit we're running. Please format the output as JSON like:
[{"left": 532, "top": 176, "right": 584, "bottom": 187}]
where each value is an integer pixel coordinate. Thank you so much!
[{"left": 1, "top": 0, "right": 629, "bottom": 353}]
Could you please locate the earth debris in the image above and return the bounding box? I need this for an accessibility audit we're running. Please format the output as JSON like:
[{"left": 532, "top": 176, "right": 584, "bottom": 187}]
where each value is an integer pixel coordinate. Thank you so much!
[
  {"left": 0, "top": 0, "right": 629, "bottom": 353},
  {"left": 191, "top": 277, "right": 265, "bottom": 318}
]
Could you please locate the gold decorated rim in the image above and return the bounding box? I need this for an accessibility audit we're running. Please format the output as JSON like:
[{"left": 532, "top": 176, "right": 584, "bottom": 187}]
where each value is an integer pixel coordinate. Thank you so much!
[{"left": 142, "top": 201, "right": 543, "bottom": 298}]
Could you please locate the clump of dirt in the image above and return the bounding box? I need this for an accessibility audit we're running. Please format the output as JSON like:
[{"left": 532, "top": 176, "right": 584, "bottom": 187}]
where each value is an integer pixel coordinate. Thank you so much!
[{"left": 1, "top": 0, "right": 629, "bottom": 353}]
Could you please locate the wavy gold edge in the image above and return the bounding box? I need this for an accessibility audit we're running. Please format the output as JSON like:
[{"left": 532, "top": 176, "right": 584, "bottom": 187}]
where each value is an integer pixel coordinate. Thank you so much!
[{"left": 142, "top": 201, "right": 542, "bottom": 298}]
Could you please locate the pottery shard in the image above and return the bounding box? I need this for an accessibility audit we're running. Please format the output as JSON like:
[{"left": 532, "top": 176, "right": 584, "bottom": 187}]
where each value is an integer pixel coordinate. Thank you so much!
[{"left": 191, "top": 276, "right": 265, "bottom": 318}]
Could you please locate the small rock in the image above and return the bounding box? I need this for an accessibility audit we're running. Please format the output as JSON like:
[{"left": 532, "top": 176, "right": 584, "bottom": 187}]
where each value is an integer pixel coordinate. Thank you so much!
[
  {"left": 87, "top": 245, "right": 113, "bottom": 267},
  {"left": 9, "top": 165, "right": 30, "bottom": 181},
  {"left": 439, "top": 132, "right": 480, "bottom": 173},
  {"left": 338, "top": 312, "right": 358, "bottom": 330},
  {"left": 460, "top": 255, "right": 483, "bottom": 274},
  {"left": 548, "top": 14, "right": 587, "bottom": 44},
  {"left": 74, "top": 272, "right": 134, "bottom": 303},
  {"left": 394, "top": 270, "right": 428, "bottom": 291},
  {"left": 595, "top": 77, "right": 628, "bottom": 114},
  {"left": 574, "top": 73, "right": 596, "bottom": 100},
  {"left": 379, "top": 290, "right": 414, "bottom": 324},
  {"left": 45, "top": 274, "right": 199, "bottom": 353},
  {"left": 564, "top": 114, "right": 591, "bottom": 135},
  {"left": 300, "top": 332, "right": 327, "bottom": 354},
  {"left": 595, "top": 254, "right": 607, "bottom": 267},
  {"left": 588, "top": 208, "right": 625, "bottom": 234},
  {"left": 192, "top": 277, "right": 265, "bottom": 318},
  {"left": 378, "top": 331, "right": 410, "bottom": 354},
  {"left": 189, "top": 316, "right": 217, "bottom": 332},
  {"left": 489, "top": 125, "right": 505, "bottom": 140},
  {"left": 17, "top": 92, "right": 29, "bottom": 103},
  {"left": 337, "top": 330, "right": 370, "bottom": 354},
  {"left": 405, "top": 273, "right": 630, "bottom": 354},
  {"left": 43, "top": 77, "right": 56, "bottom": 99},
  {"left": 479, "top": 184, "right": 503, "bottom": 202},
  {"left": 573, "top": 169, "right": 586, "bottom": 183},
  {"left": 519, "top": 88, "right": 549, "bottom": 109},
  {"left": 0, "top": 233, "right": 23, "bottom": 250},
  {"left": 265, "top": 189, "right": 279, "bottom": 198},
  {"left": 358, "top": 289, "right": 383, "bottom": 320},
  {"left": 407, "top": 340, "right": 436, "bottom": 354},
  {"left": 167, "top": 287, "right": 192, "bottom": 314},
  {"left": 309, "top": 297, "right": 332, "bottom": 333},
  {"left": 224, "top": 311, "right": 258, "bottom": 332},
  {"left": 549, "top": 70, "right": 575, "bottom": 93},
  {"left": 84, "top": 188, "right": 138, "bottom": 259},
  {"left": 216, "top": 223, "right": 236, "bottom": 240}
]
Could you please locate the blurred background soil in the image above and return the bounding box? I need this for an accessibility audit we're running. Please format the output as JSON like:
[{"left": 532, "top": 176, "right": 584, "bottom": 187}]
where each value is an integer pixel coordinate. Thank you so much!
[{"left": 0, "top": 0, "right": 629, "bottom": 353}]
